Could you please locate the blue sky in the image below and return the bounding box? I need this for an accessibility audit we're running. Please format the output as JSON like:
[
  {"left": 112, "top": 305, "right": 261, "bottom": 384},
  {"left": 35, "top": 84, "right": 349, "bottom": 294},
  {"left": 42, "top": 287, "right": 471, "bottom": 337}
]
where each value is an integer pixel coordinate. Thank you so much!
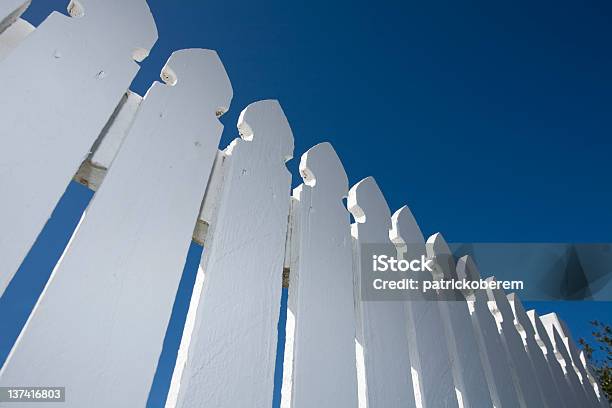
[{"left": 1, "top": 0, "right": 611, "bottom": 407}]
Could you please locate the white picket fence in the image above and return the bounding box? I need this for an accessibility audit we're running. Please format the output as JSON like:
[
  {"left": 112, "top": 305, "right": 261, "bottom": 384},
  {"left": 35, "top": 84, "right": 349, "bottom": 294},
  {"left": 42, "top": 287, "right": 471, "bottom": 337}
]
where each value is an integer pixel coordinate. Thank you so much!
[{"left": 0, "top": 2, "right": 608, "bottom": 407}]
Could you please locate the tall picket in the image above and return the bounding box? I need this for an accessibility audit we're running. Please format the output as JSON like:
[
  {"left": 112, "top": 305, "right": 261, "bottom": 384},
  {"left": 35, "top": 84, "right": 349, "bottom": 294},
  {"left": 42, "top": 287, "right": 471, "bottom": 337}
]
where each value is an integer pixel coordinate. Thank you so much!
[
  {"left": 484, "top": 278, "right": 546, "bottom": 407},
  {"left": 541, "top": 313, "right": 604, "bottom": 407},
  {"left": 389, "top": 209, "right": 460, "bottom": 408},
  {"left": 542, "top": 318, "right": 594, "bottom": 406},
  {"left": 348, "top": 177, "right": 417, "bottom": 408},
  {"left": 166, "top": 100, "right": 294, "bottom": 408},
  {"left": 526, "top": 309, "right": 581, "bottom": 407},
  {"left": 455, "top": 256, "right": 522, "bottom": 408},
  {"left": 506, "top": 293, "right": 566, "bottom": 408},
  {"left": 0, "top": 0, "right": 158, "bottom": 296},
  {"left": 281, "top": 142, "right": 359, "bottom": 408},
  {"left": 0, "top": 48, "right": 232, "bottom": 407},
  {"left": 425, "top": 233, "right": 494, "bottom": 408}
]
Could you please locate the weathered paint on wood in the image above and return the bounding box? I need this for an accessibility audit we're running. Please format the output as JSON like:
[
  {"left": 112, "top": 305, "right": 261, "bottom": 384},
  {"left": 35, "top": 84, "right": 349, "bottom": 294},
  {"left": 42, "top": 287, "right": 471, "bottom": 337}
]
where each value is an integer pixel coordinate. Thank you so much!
[
  {"left": 0, "top": 18, "right": 33, "bottom": 61},
  {"left": 166, "top": 100, "right": 293, "bottom": 408},
  {"left": 426, "top": 233, "right": 494, "bottom": 408},
  {"left": 0, "top": 0, "right": 29, "bottom": 34},
  {"left": 0, "top": 49, "right": 232, "bottom": 408},
  {"left": 390, "top": 210, "right": 460, "bottom": 408},
  {"left": 74, "top": 91, "right": 143, "bottom": 191},
  {"left": 0, "top": 0, "right": 158, "bottom": 296},
  {"left": 456, "top": 256, "right": 522, "bottom": 408},
  {"left": 281, "top": 142, "right": 359, "bottom": 408},
  {"left": 348, "top": 177, "right": 418, "bottom": 408}
]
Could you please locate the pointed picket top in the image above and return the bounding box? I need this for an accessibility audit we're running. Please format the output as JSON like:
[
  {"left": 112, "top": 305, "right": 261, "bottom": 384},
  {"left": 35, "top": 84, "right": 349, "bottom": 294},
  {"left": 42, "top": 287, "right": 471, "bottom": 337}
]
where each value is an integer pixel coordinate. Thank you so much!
[
  {"left": 389, "top": 205, "right": 425, "bottom": 245},
  {"left": 0, "top": 0, "right": 29, "bottom": 33},
  {"left": 233, "top": 99, "right": 293, "bottom": 163},
  {"left": 348, "top": 176, "right": 391, "bottom": 242},
  {"left": 456, "top": 255, "right": 487, "bottom": 302},
  {"left": 484, "top": 277, "right": 516, "bottom": 325},
  {"left": 159, "top": 48, "right": 232, "bottom": 114},
  {"left": 426, "top": 232, "right": 460, "bottom": 283},
  {"left": 542, "top": 313, "right": 603, "bottom": 406},
  {"left": 298, "top": 142, "right": 348, "bottom": 198},
  {"left": 507, "top": 293, "right": 535, "bottom": 337}
]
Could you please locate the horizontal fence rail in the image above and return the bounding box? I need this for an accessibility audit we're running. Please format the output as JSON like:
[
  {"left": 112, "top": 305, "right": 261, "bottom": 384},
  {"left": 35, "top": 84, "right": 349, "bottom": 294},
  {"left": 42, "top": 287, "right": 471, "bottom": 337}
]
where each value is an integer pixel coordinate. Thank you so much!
[{"left": 0, "top": 2, "right": 609, "bottom": 408}]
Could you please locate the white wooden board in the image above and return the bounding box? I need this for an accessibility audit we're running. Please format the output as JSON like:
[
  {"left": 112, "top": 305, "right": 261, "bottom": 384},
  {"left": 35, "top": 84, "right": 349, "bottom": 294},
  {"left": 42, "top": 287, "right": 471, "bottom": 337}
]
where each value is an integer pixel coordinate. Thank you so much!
[
  {"left": 281, "top": 142, "right": 359, "bottom": 408},
  {"left": 0, "top": 49, "right": 232, "bottom": 408},
  {"left": 484, "top": 278, "right": 546, "bottom": 407},
  {"left": 506, "top": 293, "right": 566, "bottom": 408},
  {"left": 348, "top": 177, "right": 417, "bottom": 408},
  {"left": 541, "top": 313, "right": 603, "bottom": 407},
  {"left": 390, "top": 210, "right": 459, "bottom": 408},
  {"left": 527, "top": 309, "right": 581, "bottom": 408},
  {"left": 425, "top": 233, "right": 494, "bottom": 408},
  {"left": 541, "top": 316, "right": 594, "bottom": 406},
  {"left": 456, "top": 256, "right": 522, "bottom": 408},
  {"left": 0, "top": 0, "right": 158, "bottom": 296},
  {"left": 166, "top": 100, "right": 293, "bottom": 408}
]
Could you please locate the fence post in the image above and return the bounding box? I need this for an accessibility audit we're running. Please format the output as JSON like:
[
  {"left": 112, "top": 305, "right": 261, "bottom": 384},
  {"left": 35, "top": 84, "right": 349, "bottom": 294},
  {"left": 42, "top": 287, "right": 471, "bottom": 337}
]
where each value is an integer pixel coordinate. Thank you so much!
[
  {"left": 425, "top": 233, "right": 494, "bottom": 408},
  {"left": 0, "top": 49, "right": 232, "bottom": 408},
  {"left": 348, "top": 177, "right": 418, "bottom": 408},
  {"left": 0, "top": 0, "right": 158, "bottom": 296},
  {"left": 455, "top": 256, "right": 522, "bottom": 408},
  {"left": 166, "top": 100, "right": 294, "bottom": 408},
  {"left": 390, "top": 209, "right": 460, "bottom": 408},
  {"left": 280, "top": 142, "right": 359, "bottom": 407}
]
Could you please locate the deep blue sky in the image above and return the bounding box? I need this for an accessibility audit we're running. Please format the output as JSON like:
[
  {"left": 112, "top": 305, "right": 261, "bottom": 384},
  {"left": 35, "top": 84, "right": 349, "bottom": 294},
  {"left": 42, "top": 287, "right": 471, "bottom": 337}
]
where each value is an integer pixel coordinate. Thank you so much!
[{"left": 1, "top": 1, "right": 611, "bottom": 407}]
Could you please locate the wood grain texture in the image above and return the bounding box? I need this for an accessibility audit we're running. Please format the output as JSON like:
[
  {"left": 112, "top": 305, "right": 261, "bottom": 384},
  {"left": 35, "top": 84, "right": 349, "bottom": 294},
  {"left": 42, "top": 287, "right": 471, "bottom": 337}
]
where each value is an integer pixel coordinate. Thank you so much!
[
  {"left": 281, "top": 142, "right": 359, "bottom": 408},
  {"left": 167, "top": 100, "right": 293, "bottom": 408},
  {"left": 348, "top": 177, "right": 418, "bottom": 408},
  {"left": 0, "top": 0, "right": 158, "bottom": 297},
  {"left": 0, "top": 49, "right": 232, "bottom": 408}
]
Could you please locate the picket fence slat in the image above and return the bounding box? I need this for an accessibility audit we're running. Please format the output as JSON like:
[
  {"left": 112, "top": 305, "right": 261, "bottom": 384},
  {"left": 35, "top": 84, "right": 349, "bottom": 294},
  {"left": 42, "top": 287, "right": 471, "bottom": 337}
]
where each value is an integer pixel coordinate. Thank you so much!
[
  {"left": 526, "top": 309, "right": 582, "bottom": 407},
  {"left": 456, "top": 256, "right": 523, "bottom": 408},
  {"left": 390, "top": 208, "right": 460, "bottom": 408},
  {"left": 507, "top": 293, "right": 567, "bottom": 408},
  {"left": 426, "top": 233, "right": 494, "bottom": 408},
  {"left": 0, "top": 48, "right": 232, "bottom": 408},
  {"left": 541, "top": 313, "right": 605, "bottom": 407},
  {"left": 280, "top": 142, "right": 359, "bottom": 408},
  {"left": 0, "top": 5, "right": 606, "bottom": 408},
  {"left": 166, "top": 100, "right": 294, "bottom": 408},
  {"left": 542, "top": 316, "right": 595, "bottom": 406},
  {"left": 0, "top": 0, "right": 158, "bottom": 297},
  {"left": 579, "top": 350, "right": 608, "bottom": 407},
  {"left": 348, "top": 177, "right": 418, "bottom": 408},
  {"left": 484, "top": 278, "right": 546, "bottom": 407}
]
